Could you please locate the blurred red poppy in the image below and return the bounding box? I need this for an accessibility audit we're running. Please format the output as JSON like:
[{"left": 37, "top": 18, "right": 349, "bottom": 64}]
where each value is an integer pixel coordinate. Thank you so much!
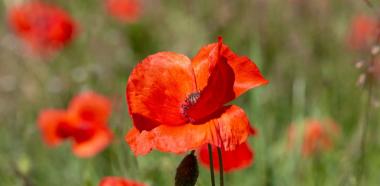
[
  {"left": 347, "top": 15, "right": 378, "bottom": 50},
  {"left": 38, "top": 92, "right": 113, "bottom": 158},
  {"left": 7, "top": 2, "right": 76, "bottom": 55},
  {"left": 105, "top": 0, "right": 141, "bottom": 23},
  {"left": 125, "top": 37, "right": 268, "bottom": 155},
  {"left": 99, "top": 177, "right": 146, "bottom": 186},
  {"left": 197, "top": 126, "right": 256, "bottom": 172},
  {"left": 287, "top": 119, "right": 339, "bottom": 156}
]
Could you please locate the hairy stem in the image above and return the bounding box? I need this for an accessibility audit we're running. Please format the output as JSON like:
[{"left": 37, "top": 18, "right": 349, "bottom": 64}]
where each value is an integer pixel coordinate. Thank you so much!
[
  {"left": 217, "top": 147, "right": 224, "bottom": 186},
  {"left": 208, "top": 144, "right": 216, "bottom": 186}
]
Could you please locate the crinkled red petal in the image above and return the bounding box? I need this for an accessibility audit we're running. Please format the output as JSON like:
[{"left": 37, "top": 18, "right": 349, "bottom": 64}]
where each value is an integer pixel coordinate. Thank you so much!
[
  {"left": 192, "top": 38, "right": 268, "bottom": 96},
  {"left": 187, "top": 39, "right": 235, "bottom": 121},
  {"left": 99, "top": 176, "right": 146, "bottom": 186},
  {"left": 188, "top": 38, "right": 268, "bottom": 121},
  {"left": 127, "top": 52, "right": 197, "bottom": 130},
  {"left": 198, "top": 142, "right": 254, "bottom": 172},
  {"left": 125, "top": 105, "right": 250, "bottom": 155}
]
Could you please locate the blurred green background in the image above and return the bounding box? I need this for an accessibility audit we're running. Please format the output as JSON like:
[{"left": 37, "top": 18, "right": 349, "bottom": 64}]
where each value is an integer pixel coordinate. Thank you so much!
[{"left": 1, "top": 0, "right": 380, "bottom": 185}]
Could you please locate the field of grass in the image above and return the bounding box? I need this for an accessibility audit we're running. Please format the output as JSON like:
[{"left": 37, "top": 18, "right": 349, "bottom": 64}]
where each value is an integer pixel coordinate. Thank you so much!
[{"left": 1, "top": 0, "right": 380, "bottom": 186}]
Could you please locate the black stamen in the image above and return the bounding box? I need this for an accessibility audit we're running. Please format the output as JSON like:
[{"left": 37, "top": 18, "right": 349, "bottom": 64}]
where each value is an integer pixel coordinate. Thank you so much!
[
  {"left": 186, "top": 92, "right": 200, "bottom": 105},
  {"left": 181, "top": 92, "right": 200, "bottom": 122}
]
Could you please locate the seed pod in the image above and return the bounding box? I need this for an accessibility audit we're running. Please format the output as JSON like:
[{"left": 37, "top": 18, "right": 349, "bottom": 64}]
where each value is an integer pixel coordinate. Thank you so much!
[{"left": 175, "top": 151, "right": 199, "bottom": 186}]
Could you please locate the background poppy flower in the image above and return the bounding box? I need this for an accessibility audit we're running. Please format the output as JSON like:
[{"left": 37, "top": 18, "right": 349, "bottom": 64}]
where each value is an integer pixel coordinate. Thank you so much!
[
  {"left": 126, "top": 37, "right": 268, "bottom": 155},
  {"left": 7, "top": 2, "right": 76, "bottom": 55},
  {"left": 105, "top": 0, "right": 141, "bottom": 23},
  {"left": 347, "top": 15, "right": 378, "bottom": 50},
  {"left": 99, "top": 176, "right": 146, "bottom": 186},
  {"left": 287, "top": 119, "right": 340, "bottom": 156},
  {"left": 38, "top": 91, "right": 113, "bottom": 158}
]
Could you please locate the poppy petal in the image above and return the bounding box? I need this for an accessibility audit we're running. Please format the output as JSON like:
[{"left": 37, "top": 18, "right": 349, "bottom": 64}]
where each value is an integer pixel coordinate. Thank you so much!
[
  {"left": 126, "top": 105, "right": 250, "bottom": 155},
  {"left": 68, "top": 91, "right": 112, "bottom": 125},
  {"left": 188, "top": 38, "right": 268, "bottom": 121},
  {"left": 99, "top": 176, "right": 146, "bottom": 186},
  {"left": 187, "top": 40, "right": 235, "bottom": 121},
  {"left": 127, "top": 52, "right": 197, "bottom": 129},
  {"left": 198, "top": 142, "right": 254, "bottom": 172},
  {"left": 72, "top": 126, "right": 113, "bottom": 158},
  {"left": 191, "top": 38, "right": 222, "bottom": 91},
  {"left": 37, "top": 110, "right": 71, "bottom": 146},
  {"left": 8, "top": 6, "right": 31, "bottom": 36},
  {"left": 192, "top": 39, "right": 268, "bottom": 95},
  {"left": 222, "top": 46, "right": 269, "bottom": 96}
]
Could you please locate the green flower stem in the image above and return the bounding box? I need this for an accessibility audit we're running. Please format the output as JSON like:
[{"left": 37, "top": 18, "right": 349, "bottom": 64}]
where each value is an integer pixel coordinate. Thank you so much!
[
  {"left": 217, "top": 147, "right": 224, "bottom": 186},
  {"left": 208, "top": 144, "right": 216, "bottom": 186}
]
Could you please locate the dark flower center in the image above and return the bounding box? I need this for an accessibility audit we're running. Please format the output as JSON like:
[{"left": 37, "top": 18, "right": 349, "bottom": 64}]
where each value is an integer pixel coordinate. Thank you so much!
[
  {"left": 80, "top": 109, "right": 96, "bottom": 122},
  {"left": 181, "top": 92, "right": 200, "bottom": 122},
  {"left": 186, "top": 92, "right": 200, "bottom": 105},
  {"left": 72, "top": 122, "right": 96, "bottom": 143},
  {"left": 56, "top": 121, "right": 75, "bottom": 138}
]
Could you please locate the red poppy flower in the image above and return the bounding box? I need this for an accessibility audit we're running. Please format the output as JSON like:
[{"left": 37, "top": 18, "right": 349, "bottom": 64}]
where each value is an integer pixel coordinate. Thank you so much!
[
  {"left": 105, "top": 0, "right": 141, "bottom": 23},
  {"left": 7, "top": 2, "right": 76, "bottom": 55},
  {"left": 99, "top": 177, "right": 146, "bottom": 186},
  {"left": 125, "top": 37, "right": 268, "bottom": 156},
  {"left": 347, "top": 15, "right": 378, "bottom": 50},
  {"left": 38, "top": 92, "right": 113, "bottom": 158},
  {"left": 287, "top": 119, "right": 339, "bottom": 156}
]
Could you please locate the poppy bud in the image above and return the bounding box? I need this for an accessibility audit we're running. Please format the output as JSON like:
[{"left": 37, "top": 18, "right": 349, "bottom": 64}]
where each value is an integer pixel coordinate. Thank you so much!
[{"left": 175, "top": 151, "right": 199, "bottom": 186}]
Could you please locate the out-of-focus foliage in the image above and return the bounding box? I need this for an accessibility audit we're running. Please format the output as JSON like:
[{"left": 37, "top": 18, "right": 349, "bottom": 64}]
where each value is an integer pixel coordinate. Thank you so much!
[{"left": 0, "top": 0, "right": 380, "bottom": 186}]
